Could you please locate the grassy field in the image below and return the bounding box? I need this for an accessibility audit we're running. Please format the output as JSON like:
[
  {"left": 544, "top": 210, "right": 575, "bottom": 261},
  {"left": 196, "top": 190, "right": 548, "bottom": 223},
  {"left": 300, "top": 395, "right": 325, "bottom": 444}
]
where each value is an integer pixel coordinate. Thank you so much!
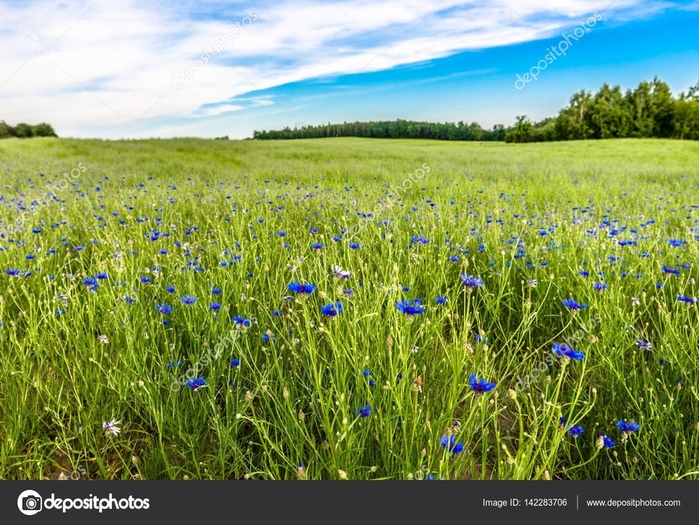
[{"left": 1, "top": 136, "right": 699, "bottom": 480}]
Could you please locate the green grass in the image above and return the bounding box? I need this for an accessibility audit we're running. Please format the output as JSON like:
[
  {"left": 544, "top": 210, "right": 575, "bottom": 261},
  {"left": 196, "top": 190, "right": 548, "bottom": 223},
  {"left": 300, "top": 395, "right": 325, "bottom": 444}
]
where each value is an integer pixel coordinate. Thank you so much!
[{"left": 1, "top": 136, "right": 699, "bottom": 480}]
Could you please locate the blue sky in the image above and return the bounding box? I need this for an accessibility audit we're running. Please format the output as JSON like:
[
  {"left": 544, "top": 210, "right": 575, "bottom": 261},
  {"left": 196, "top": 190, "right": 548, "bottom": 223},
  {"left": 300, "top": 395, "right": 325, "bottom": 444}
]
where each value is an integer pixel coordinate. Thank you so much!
[{"left": 1, "top": 0, "right": 698, "bottom": 139}]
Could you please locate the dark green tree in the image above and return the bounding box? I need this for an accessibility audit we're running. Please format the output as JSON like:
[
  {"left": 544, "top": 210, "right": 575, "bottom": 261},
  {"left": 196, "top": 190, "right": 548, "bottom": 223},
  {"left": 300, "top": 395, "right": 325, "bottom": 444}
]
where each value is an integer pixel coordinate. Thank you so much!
[
  {"left": 0, "top": 120, "right": 16, "bottom": 138},
  {"left": 587, "top": 83, "right": 630, "bottom": 138},
  {"left": 14, "top": 122, "right": 34, "bottom": 138},
  {"left": 626, "top": 81, "right": 655, "bottom": 137},
  {"left": 673, "top": 84, "right": 699, "bottom": 140},
  {"left": 555, "top": 90, "right": 593, "bottom": 140},
  {"left": 650, "top": 76, "right": 675, "bottom": 138},
  {"left": 32, "top": 122, "right": 57, "bottom": 137}
]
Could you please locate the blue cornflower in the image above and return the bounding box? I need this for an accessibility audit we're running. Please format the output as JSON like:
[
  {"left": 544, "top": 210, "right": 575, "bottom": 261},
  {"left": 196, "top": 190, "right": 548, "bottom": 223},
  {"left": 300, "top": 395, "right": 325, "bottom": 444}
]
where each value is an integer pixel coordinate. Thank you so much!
[
  {"left": 212, "top": 287, "right": 222, "bottom": 295},
  {"left": 349, "top": 242, "right": 360, "bottom": 250},
  {"left": 25, "top": 254, "right": 36, "bottom": 260},
  {"left": 439, "top": 435, "right": 464, "bottom": 454},
  {"left": 210, "top": 302, "right": 221, "bottom": 311},
  {"left": 616, "top": 420, "right": 640, "bottom": 432},
  {"left": 261, "top": 332, "right": 275, "bottom": 342},
  {"left": 95, "top": 272, "right": 108, "bottom": 280},
  {"left": 332, "top": 265, "right": 351, "bottom": 279},
  {"left": 396, "top": 299, "right": 426, "bottom": 316},
  {"left": 5, "top": 269, "right": 20, "bottom": 276},
  {"left": 593, "top": 282, "right": 607, "bottom": 292},
  {"left": 186, "top": 377, "right": 206, "bottom": 391},
  {"left": 166, "top": 285, "right": 175, "bottom": 293},
  {"left": 311, "top": 242, "right": 324, "bottom": 250},
  {"left": 230, "top": 358, "right": 240, "bottom": 367},
  {"left": 410, "top": 235, "right": 429, "bottom": 245},
  {"left": 140, "top": 276, "right": 151, "bottom": 284},
  {"left": 636, "top": 339, "right": 652, "bottom": 351},
  {"left": 436, "top": 296, "right": 447, "bottom": 305},
  {"left": 598, "top": 435, "right": 616, "bottom": 449},
  {"left": 288, "top": 282, "right": 316, "bottom": 294},
  {"left": 156, "top": 303, "right": 172, "bottom": 314},
  {"left": 123, "top": 295, "right": 136, "bottom": 305},
  {"left": 356, "top": 404, "right": 371, "bottom": 418},
  {"left": 273, "top": 310, "right": 283, "bottom": 317},
  {"left": 233, "top": 315, "right": 251, "bottom": 327},
  {"left": 320, "top": 301, "right": 343, "bottom": 317},
  {"left": 677, "top": 295, "right": 696, "bottom": 304},
  {"left": 562, "top": 298, "right": 587, "bottom": 311},
  {"left": 568, "top": 426, "right": 584, "bottom": 437},
  {"left": 669, "top": 239, "right": 684, "bottom": 247},
  {"left": 180, "top": 295, "right": 196, "bottom": 305},
  {"left": 460, "top": 273, "right": 484, "bottom": 288},
  {"left": 662, "top": 265, "right": 680, "bottom": 275},
  {"left": 449, "top": 255, "right": 460, "bottom": 262},
  {"left": 469, "top": 373, "right": 496, "bottom": 393},
  {"left": 552, "top": 342, "right": 585, "bottom": 360},
  {"left": 83, "top": 277, "right": 98, "bottom": 291}
]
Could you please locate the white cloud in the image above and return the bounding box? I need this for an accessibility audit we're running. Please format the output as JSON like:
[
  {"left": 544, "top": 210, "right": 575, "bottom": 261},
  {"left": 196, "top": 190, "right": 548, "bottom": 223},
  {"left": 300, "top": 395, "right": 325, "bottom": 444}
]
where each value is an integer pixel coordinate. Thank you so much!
[
  {"left": 0, "top": 0, "right": 664, "bottom": 138},
  {"left": 195, "top": 104, "right": 245, "bottom": 117}
]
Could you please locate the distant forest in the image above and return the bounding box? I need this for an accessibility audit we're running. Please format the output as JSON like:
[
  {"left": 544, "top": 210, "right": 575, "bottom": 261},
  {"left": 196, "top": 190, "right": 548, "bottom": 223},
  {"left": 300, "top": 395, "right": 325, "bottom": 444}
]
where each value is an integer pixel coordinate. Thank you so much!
[
  {"left": 253, "top": 76, "right": 699, "bottom": 143},
  {"left": 0, "top": 120, "right": 57, "bottom": 139}
]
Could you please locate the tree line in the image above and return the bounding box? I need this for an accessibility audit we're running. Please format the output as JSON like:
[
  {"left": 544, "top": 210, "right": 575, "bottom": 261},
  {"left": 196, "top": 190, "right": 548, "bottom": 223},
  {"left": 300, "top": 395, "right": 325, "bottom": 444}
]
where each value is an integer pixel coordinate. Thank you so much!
[
  {"left": 252, "top": 76, "right": 699, "bottom": 143},
  {"left": 253, "top": 119, "right": 506, "bottom": 141},
  {"left": 507, "top": 76, "right": 699, "bottom": 142},
  {"left": 0, "top": 120, "right": 57, "bottom": 139}
]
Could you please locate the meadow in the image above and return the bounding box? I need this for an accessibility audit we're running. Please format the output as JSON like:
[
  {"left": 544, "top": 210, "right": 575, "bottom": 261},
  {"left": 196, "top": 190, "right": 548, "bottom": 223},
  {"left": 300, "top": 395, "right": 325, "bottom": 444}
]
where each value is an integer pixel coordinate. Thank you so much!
[{"left": 1, "top": 136, "right": 699, "bottom": 480}]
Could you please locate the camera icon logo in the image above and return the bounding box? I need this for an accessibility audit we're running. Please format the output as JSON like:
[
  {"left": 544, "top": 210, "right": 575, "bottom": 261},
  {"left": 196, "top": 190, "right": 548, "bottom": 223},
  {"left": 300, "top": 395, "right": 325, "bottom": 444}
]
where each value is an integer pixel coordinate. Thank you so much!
[{"left": 17, "top": 490, "right": 43, "bottom": 516}]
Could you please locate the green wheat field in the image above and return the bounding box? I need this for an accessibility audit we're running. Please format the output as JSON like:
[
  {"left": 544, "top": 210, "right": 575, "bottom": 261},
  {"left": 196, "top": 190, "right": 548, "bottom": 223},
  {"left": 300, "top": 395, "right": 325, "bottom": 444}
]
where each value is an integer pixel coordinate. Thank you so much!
[{"left": 1, "top": 136, "right": 699, "bottom": 480}]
